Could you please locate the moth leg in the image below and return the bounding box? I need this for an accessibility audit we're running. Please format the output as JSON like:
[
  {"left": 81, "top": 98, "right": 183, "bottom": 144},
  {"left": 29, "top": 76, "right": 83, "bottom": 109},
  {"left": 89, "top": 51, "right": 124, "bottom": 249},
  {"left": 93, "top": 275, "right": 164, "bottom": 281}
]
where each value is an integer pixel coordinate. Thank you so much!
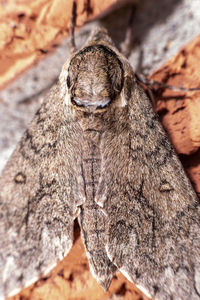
[{"left": 70, "top": 0, "right": 77, "bottom": 53}]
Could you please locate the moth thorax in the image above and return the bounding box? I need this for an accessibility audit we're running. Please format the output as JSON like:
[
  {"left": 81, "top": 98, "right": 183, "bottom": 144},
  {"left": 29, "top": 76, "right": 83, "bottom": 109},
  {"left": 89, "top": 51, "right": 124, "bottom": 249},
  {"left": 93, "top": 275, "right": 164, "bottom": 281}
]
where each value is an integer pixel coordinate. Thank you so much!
[{"left": 67, "top": 44, "right": 124, "bottom": 111}]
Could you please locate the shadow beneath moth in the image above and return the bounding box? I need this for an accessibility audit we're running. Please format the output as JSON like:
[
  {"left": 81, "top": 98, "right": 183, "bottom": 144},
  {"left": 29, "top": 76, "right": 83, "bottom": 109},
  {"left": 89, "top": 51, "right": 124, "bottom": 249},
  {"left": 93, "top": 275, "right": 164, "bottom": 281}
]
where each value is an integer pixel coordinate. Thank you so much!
[{"left": 0, "top": 27, "right": 200, "bottom": 300}]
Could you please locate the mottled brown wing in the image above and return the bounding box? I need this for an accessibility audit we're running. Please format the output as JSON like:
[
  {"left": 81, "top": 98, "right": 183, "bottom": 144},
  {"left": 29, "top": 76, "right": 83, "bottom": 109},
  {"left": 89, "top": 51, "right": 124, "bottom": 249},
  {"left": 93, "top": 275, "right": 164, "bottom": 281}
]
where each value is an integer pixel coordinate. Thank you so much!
[
  {"left": 0, "top": 85, "right": 82, "bottom": 299},
  {"left": 96, "top": 70, "right": 200, "bottom": 299}
]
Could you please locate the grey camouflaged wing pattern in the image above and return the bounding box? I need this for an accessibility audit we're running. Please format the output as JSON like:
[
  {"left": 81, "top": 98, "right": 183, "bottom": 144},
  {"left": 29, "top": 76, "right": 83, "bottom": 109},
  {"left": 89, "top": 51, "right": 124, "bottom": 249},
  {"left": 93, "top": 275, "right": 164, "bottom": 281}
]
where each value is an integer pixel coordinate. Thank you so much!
[
  {"left": 0, "top": 27, "right": 200, "bottom": 300},
  {"left": 97, "top": 76, "right": 200, "bottom": 299},
  {"left": 0, "top": 84, "right": 84, "bottom": 298}
]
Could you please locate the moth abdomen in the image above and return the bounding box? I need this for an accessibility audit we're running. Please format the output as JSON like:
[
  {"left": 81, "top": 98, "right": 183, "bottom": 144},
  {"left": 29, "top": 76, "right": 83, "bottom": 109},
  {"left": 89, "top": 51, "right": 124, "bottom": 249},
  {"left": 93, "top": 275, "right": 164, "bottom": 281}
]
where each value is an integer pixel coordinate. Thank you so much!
[{"left": 78, "top": 127, "right": 117, "bottom": 289}]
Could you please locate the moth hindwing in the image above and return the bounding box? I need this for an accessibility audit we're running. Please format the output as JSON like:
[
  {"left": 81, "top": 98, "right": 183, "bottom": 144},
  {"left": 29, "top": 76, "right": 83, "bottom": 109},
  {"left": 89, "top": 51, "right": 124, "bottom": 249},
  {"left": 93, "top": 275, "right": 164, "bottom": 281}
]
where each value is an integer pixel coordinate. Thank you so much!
[{"left": 0, "top": 27, "right": 200, "bottom": 300}]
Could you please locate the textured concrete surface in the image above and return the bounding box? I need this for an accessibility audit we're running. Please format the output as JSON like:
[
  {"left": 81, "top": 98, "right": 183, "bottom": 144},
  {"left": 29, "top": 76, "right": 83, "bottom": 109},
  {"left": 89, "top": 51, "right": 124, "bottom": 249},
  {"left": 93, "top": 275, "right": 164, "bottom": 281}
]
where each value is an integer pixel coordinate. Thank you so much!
[{"left": 0, "top": 1, "right": 200, "bottom": 299}]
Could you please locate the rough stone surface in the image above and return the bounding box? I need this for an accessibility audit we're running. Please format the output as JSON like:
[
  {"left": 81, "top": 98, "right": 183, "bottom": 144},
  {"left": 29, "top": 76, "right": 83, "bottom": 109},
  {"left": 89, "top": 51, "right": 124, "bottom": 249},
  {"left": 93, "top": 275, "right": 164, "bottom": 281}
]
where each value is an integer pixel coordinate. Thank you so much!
[
  {"left": 152, "top": 35, "right": 200, "bottom": 196},
  {"left": 1, "top": 0, "right": 200, "bottom": 299}
]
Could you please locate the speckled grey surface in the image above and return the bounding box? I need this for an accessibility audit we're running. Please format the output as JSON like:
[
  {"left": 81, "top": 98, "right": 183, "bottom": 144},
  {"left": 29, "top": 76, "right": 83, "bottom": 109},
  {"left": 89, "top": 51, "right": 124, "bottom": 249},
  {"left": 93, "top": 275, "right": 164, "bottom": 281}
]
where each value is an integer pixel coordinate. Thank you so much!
[{"left": 0, "top": 0, "right": 200, "bottom": 172}]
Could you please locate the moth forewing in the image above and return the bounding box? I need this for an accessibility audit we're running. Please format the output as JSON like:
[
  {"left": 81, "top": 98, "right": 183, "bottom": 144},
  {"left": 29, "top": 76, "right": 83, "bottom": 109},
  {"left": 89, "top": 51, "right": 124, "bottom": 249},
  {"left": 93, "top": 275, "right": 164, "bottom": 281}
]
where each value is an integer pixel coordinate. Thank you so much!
[{"left": 0, "top": 26, "right": 200, "bottom": 300}]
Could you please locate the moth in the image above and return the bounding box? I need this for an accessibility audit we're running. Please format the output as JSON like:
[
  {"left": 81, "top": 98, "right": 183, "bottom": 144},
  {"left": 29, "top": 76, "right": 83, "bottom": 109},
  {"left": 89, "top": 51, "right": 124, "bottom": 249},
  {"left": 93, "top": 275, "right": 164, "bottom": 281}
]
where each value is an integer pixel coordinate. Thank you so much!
[{"left": 0, "top": 27, "right": 200, "bottom": 300}]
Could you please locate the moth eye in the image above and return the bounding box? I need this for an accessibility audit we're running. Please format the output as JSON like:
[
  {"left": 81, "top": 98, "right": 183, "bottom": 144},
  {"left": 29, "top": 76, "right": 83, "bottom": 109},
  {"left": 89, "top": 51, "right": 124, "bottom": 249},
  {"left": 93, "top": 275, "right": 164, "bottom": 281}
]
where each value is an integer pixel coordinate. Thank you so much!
[{"left": 67, "top": 76, "right": 70, "bottom": 88}]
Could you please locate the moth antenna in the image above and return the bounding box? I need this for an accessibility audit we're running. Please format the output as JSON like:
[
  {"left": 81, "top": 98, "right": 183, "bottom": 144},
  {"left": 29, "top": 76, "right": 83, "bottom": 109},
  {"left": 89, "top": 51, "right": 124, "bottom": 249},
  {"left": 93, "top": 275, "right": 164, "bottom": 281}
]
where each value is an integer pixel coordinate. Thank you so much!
[
  {"left": 120, "top": 5, "right": 137, "bottom": 58},
  {"left": 70, "top": 0, "right": 77, "bottom": 54}
]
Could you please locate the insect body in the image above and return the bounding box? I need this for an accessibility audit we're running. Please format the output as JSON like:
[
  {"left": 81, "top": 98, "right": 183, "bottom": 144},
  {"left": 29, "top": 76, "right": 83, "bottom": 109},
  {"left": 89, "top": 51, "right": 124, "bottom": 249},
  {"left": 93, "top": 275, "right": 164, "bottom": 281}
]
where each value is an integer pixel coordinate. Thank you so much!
[{"left": 0, "top": 27, "right": 200, "bottom": 300}]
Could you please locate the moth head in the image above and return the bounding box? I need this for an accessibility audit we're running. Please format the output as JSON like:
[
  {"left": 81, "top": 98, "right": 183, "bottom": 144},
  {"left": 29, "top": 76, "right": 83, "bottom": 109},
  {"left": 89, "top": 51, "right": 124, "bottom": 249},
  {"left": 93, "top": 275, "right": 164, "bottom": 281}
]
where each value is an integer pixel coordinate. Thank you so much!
[{"left": 66, "top": 44, "right": 124, "bottom": 112}]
